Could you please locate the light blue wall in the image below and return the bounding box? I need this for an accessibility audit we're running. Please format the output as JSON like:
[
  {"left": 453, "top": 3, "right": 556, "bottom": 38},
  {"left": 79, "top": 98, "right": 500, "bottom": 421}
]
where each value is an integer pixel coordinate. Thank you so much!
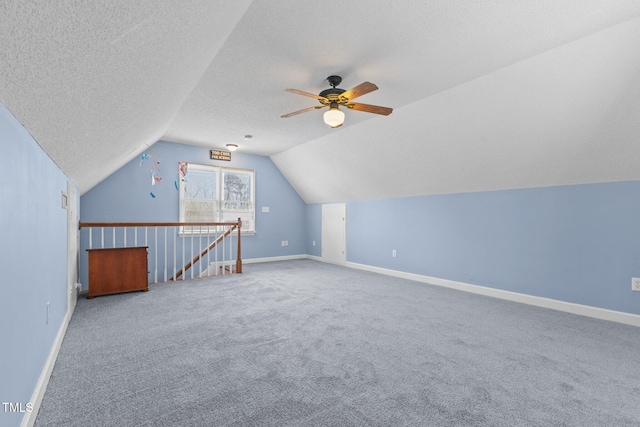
[
  {"left": 305, "top": 203, "right": 322, "bottom": 257},
  {"left": 310, "top": 182, "right": 640, "bottom": 315},
  {"left": 0, "top": 101, "right": 73, "bottom": 426},
  {"left": 80, "top": 140, "right": 306, "bottom": 288}
]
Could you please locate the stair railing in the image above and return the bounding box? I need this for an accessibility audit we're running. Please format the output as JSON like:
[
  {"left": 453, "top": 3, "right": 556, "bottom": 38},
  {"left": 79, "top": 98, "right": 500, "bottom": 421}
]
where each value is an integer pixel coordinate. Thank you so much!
[{"left": 79, "top": 219, "right": 242, "bottom": 285}]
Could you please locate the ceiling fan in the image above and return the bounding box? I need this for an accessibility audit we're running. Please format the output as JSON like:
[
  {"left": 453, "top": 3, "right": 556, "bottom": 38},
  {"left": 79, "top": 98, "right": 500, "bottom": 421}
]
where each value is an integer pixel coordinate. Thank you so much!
[{"left": 282, "top": 75, "right": 393, "bottom": 128}]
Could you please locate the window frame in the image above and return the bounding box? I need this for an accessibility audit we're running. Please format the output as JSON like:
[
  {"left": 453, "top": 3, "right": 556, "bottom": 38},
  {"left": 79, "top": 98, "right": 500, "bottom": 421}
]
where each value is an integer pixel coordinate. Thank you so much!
[{"left": 178, "top": 162, "right": 255, "bottom": 235}]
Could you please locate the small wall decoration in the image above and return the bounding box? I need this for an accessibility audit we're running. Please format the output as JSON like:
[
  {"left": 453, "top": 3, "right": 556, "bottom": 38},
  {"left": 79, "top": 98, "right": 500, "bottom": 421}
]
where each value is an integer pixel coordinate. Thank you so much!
[
  {"left": 140, "top": 153, "right": 151, "bottom": 165},
  {"left": 178, "top": 161, "right": 188, "bottom": 178},
  {"left": 140, "top": 144, "right": 162, "bottom": 197},
  {"left": 177, "top": 161, "right": 188, "bottom": 191},
  {"left": 211, "top": 150, "right": 231, "bottom": 161}
]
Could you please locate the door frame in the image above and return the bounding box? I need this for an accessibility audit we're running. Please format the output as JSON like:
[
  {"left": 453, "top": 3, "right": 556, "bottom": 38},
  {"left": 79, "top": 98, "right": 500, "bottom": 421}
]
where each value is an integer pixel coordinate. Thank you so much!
[{"left": 66, "top": 182, "right": 79, "bottom": 313}]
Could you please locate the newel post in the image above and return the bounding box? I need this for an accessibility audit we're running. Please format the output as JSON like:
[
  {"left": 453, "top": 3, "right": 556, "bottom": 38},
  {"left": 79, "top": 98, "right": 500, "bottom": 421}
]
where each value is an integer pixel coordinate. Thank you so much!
[{"left": 236, "top": 218, "right": 242, "bottom": 273}]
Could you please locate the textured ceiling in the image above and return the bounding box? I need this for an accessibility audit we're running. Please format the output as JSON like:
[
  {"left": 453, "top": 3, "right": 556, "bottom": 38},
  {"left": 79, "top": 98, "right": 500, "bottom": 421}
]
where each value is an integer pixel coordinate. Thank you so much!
[
  {"left": 0, "top": 0, "right": 252, "bottom": 193},
  {"left": 1, "top": 1, "right": 640, "bottom": 201}
]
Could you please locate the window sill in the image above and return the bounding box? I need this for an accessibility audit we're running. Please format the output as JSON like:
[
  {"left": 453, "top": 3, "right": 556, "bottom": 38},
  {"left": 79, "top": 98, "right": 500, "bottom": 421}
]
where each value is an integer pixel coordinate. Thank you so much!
[{"left": 178, "top": 230, "right": 256, "bottom": 237}]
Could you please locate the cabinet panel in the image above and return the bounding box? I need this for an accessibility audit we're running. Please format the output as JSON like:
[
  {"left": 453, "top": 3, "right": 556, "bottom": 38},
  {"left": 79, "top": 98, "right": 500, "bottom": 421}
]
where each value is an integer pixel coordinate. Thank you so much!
[{"left": 87, "top": 247, "right": 148, "bottom": 298}]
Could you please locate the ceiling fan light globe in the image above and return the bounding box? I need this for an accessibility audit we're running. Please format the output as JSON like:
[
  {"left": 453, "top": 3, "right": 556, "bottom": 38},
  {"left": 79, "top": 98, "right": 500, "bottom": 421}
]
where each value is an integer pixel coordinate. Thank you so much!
[{"left": 323, "top": 108, "right": 345, "bottom": 128}]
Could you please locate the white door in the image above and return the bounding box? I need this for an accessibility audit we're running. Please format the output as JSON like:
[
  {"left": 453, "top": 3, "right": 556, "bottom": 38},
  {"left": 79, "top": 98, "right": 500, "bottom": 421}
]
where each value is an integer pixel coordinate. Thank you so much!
[
  {"left": 322, "top": 203, "right": 346, "bottom": 265},
  {"left": 66, "top": 182, "right": 78, "bottom": 313}
]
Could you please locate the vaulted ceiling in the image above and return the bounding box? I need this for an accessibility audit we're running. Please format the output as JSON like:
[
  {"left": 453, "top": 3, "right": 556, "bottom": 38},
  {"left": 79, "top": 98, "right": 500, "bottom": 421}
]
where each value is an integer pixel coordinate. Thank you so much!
[{"left": 1, "top": 1, "right": 639, "bottom": 203}]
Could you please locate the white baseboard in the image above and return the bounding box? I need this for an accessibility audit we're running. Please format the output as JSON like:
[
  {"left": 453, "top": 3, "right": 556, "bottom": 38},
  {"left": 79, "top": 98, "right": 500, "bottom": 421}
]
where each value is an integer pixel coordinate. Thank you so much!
[
  {"left": 199, "top": 255, "right": 309, "bottom": 276},
  {"left": 345, "top": 261, "right": 640, "bottom": 328},
  {"left": 21, "top": 305, "right": 74, "bottom": 427},
  {"left": 243, "top": 254, "right": 309, "bottom": 264}
]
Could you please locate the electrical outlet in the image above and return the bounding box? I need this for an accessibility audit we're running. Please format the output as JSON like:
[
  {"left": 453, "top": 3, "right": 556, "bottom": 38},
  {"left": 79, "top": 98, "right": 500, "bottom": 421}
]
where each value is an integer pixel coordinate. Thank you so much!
[
  {"left": 392, "top": 249, "right": 397, "bottom": 258},
  {"left": 284, "top": 240, "right": 288, "bottom": 246},
  {"left": 312, "top": 241, "right": 316, "bottom": 246},
  {"left": 632, "top": 278, "right": 640, "bottom": 291}
]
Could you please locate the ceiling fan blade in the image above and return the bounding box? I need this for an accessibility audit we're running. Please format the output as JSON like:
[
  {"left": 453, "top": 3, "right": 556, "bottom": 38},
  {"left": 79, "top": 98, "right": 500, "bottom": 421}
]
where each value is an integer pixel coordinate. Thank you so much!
[
  {"left": 346, "top": 102, "right": 393, "bottom": 116},
  {"left": 281, "top": 105, "right": 326, "bottom": 118},
  {"left": 285, "top": 88, "right": 328, "bottom": 101},
  {"left": 339, "top": 82, "right": 378, "bottom": 101}
]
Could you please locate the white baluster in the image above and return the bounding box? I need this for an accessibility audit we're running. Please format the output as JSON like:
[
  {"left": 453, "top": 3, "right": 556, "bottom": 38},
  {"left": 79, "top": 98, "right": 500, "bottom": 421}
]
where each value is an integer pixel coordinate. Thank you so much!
[
  {"left": 215, "top": 227, "right": 219, "bottom": 276},
  {"left": 181, "top": 229, "right": 185, "bottom": 280},
  {"left": 222, "top": 228, "right": 226, "bottom": 275},
  {"left": 229, "top": 233, "right": 233, "bottom": 273},
  {"left": 206, "top": 226, "right": 211, "bottom": 277},
  {"left": 199, "top": 225, "right": 202, "bottom": 277},
  {"left": 154, "top": 227, "right": 158, "bottom": 284}
]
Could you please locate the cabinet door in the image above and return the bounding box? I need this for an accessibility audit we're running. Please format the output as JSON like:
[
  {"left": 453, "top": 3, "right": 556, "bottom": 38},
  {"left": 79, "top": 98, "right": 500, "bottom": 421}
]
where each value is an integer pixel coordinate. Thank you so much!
[{"left": 88, "top": 247, "right": 148, "bottom": 297}]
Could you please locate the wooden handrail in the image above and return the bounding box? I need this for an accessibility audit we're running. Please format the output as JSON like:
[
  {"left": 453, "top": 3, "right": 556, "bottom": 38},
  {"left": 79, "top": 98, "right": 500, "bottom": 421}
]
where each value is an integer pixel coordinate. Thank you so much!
[
  {"left": 169, "top": 223, "right": 237, "bottom": 281},
  {"left": 79, "top": 221, "right": 240, "bottom": 229}
]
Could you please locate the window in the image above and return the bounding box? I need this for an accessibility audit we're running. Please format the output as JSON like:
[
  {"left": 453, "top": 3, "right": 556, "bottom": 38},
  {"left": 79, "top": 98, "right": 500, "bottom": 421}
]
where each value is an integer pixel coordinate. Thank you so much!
[{"left": 179, "top": 163, "right": 255, "bottom": 233}]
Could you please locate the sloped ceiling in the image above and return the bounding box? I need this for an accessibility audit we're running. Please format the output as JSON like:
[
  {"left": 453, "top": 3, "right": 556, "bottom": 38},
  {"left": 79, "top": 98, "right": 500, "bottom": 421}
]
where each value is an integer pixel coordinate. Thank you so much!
[
  {"left": 0, "top": 0, "right": 252, "bottom": 193},
  {"left": 1, "top": 1, "right": 640, "bottom": 202}
]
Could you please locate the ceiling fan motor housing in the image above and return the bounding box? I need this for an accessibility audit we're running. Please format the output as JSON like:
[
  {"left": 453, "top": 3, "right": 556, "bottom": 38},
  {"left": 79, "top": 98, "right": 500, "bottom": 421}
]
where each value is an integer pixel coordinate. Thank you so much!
[
  {"left": 318, "top": 87, "right": 346, "bottom": 104},
  {"left": 318, "top": 75, "right": 346, "bottom": 105}
]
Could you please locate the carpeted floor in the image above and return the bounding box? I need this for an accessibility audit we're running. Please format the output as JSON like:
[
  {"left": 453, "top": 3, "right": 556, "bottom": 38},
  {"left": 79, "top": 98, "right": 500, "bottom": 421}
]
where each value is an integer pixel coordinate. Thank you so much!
[{"left": 35, "top": 259, "right": 640, "bottom": 426}]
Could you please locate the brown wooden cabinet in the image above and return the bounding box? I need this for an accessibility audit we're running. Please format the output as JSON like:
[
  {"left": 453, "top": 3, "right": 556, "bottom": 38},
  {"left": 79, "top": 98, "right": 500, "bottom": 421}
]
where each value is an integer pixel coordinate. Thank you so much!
[{"left": 87, "top": 247, "right": 149, "bottom": 298}]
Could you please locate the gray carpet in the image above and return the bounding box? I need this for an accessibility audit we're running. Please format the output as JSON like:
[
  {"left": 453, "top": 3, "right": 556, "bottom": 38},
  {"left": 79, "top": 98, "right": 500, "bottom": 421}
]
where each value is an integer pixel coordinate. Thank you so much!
[{"left": 35, "top": 259, "right": 640, "bottom": 426}]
